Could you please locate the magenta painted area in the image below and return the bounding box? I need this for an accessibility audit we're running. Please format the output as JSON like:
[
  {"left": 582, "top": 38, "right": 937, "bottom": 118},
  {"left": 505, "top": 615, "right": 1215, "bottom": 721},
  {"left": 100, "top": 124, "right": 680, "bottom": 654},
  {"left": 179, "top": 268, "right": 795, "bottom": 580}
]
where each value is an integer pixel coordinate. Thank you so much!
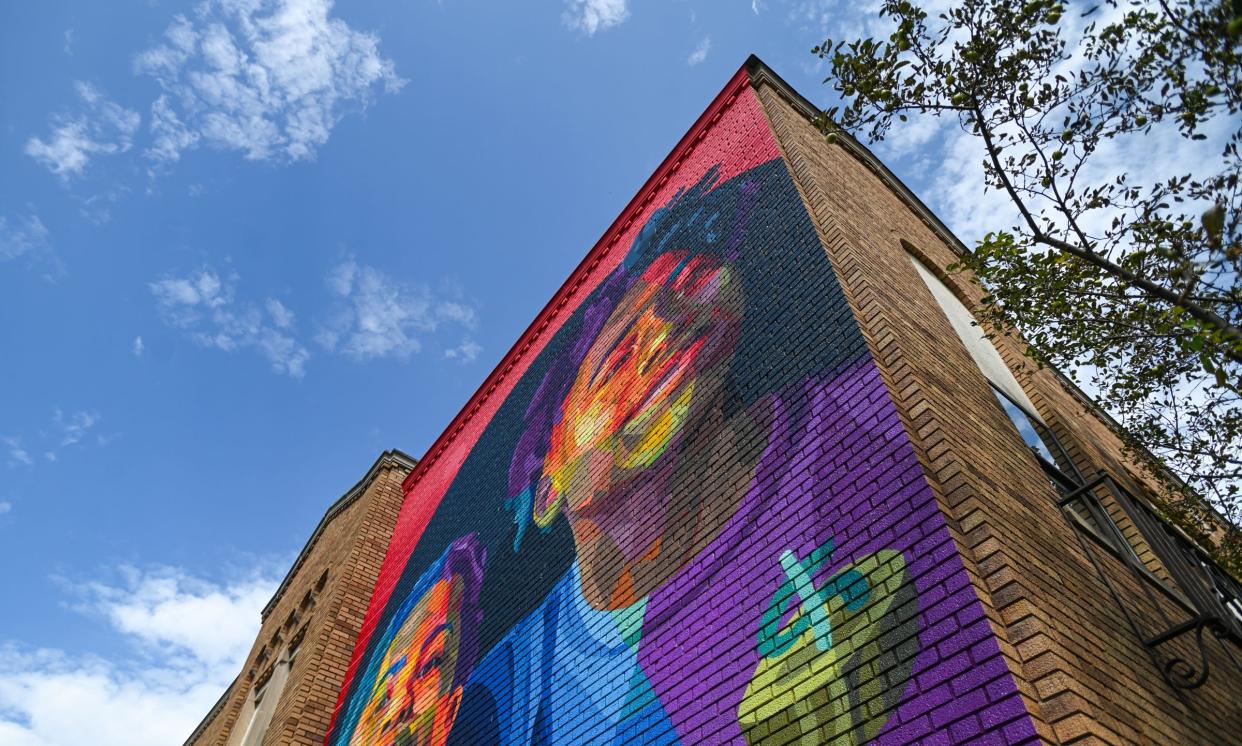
[{"left": 638, "top": 360, "right": 1040, "bottom": 744}]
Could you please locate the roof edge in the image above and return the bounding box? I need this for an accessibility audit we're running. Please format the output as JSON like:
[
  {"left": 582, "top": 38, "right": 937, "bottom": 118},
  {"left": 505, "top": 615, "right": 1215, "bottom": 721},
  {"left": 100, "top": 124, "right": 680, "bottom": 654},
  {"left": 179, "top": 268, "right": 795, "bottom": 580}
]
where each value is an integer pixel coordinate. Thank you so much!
[
  {"left": 260, "top": 448, "right": 417, "bottom": 620},
  {"left": 185, "top": 449, "right": 417, "bottom": 744},
  {"left": 183, "top": 675, "right": 235, "bottom": 746},
  {"left": 743, "top": 55, "right": 970, "bottom": 259}
]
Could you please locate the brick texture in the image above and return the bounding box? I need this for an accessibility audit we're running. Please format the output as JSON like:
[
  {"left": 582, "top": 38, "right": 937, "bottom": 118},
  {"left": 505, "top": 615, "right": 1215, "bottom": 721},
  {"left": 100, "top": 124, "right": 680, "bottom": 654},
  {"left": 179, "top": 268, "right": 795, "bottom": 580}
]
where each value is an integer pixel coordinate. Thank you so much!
[{"left": 751, "top": 67, "right": 1241, "bottom": 745}]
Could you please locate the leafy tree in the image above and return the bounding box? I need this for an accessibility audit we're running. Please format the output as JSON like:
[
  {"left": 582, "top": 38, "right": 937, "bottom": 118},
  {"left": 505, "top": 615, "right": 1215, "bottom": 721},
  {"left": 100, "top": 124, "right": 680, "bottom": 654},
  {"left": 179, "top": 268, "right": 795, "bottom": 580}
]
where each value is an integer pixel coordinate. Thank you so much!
[{"left": 813, "top": 0, "right": 1241, "bottom": 568}]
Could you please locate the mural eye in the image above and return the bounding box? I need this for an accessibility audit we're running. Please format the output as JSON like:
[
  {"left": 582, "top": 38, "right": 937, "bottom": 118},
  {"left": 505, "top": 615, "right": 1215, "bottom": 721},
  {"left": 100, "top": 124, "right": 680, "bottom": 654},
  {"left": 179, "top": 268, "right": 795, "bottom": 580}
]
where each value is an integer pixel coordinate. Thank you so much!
[
  {"left": 598, "top": 333, "right": 637, "bottom": 382},
  {"left": 419, "top": 656, "right": 443, "bottom": 677},
  {"left": 612, "top": 347, "right": 633, "bottom": 374}
]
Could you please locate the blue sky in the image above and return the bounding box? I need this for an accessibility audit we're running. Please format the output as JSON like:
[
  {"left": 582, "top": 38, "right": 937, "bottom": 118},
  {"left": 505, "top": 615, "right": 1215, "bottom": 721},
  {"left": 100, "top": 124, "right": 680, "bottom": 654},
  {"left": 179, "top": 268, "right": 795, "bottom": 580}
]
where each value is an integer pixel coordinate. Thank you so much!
[{"left": 1, "top": 1, "right": 1216, "bottom": 743}]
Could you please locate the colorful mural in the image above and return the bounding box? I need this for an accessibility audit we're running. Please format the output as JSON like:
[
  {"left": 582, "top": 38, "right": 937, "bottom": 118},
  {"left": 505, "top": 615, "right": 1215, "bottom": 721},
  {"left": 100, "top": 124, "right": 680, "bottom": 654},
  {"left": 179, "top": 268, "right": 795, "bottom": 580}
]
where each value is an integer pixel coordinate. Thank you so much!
[
  {"left": 340, "top": 535, "right": 486, "bottom": 746},
  {"left": 328, "top": 73, "right": 1037, "bottom": 746}
]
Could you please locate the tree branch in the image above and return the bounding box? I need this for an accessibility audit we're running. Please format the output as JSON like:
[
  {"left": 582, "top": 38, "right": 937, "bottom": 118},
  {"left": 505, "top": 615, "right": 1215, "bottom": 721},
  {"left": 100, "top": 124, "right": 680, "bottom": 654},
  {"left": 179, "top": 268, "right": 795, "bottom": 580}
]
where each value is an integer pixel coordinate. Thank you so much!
[{"left": 970, "top": 105, "right": 1242, "bottom": 359}]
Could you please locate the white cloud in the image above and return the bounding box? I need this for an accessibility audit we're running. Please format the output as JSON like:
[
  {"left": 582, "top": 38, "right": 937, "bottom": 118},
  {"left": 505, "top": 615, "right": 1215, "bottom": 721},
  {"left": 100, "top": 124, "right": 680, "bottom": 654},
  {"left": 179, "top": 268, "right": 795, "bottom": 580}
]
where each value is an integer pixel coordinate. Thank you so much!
[
  {"left": 324, "top": 257, "right": 357, "bottom": 296},
  {"left": 929, "top": 114, "right": 1234, "bottom": 249},
  {"left": 444, "top": 338, "right": 482, "bottom": 364},
  {"left": 150, "top": 270, "right": 229, "bottom": 309},
  {"left": 876, "top": 114, "right": 944, "bottom": 160},
  {"left": 265, "top": 298, "right": 295, "bottom": 329},
  {"left": 752, "top": 0, "right": 763, "bottom": 14},
  {"left": 922, "top": 128, "right": 1017, "bottom": 245},
  {"left": 135, "top": 0, "right": 405, "bottom": 165},
  {"left": 4, "top": 410, "right": 108, "bottom": 466},
  {"left": 687, "top": 36, "right": 711, "bottom": 66},
  {"left": 0, "top": 211, "right": 52, "bottom": 264},
  {"left": 83, "top": 567, "right": 275, "bottom": 670},
  {"left": 0, "top": 501, "right": 11, "bottom": 516},
  {"left": 317, "top": 258, "right": 477, "bottom": 361},
  {"left": 151, "top": 269, "right": 310, "bottom": 377},
  {"left": 76, "top": 185, "right": 131, "bottom": 226},
  {"left": 435, "top": 299, "right": 476, "bottom": 328},
  {"left": 132, "top": 336, "right": 145, "bottom": 358},
  {"left": 563, "top": 0, "right": 629, "bottom": 35},
  {"left": 0, "top": 567, "right": 277, "bottom": 746},
  {"left": 146, "top": 95, "right": 200, "bottom": 165},
  {"left": 54, "top": 409, "right": 100, "bottom": 447},
  {"left": 63, "top": 29, "right": 75, "bottom": 56},
  {"left": 25, "top": 82, "right": 140, "bottom": 180},
  {"left": 2, "top": 437, "right": 33, "bottom": 467}
]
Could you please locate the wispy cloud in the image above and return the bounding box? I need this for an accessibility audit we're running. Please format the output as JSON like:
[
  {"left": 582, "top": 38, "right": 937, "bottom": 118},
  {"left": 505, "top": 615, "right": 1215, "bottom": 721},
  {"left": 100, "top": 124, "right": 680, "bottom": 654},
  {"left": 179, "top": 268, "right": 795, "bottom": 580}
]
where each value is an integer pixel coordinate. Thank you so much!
[
  {"left": 25, "top": 82, "right": 140, "bottom": 180},
  {"left": 0, "top": 210, "right": 52, "bottom": 264},
  {"left": 149, "top": 262, "right": 478, "bottom": 374},
  {"left": 265, "top": 298, "right": 295, "bottom": 329},
  {"left": 135, "top": 0, "right": 405, "bottom": 166},
  {"left": 791, "top": 0, "right": 890, "bottom": 44},
  {"left": 2, "top": 437, "right": 33, "bottom": 468},
  {"left": 3, "top": 408, "right": 111, "bottom": 467},
  {"left": 444, "top": 338, "right": 483, "bottom": 364},
  {"left": 317, "top": 258, "right": 477, "bottom": 361},
  {"left": 132, "top": 336, "right": 145, "bottom": 358},
  {"left": 76, "top": 185, "right": 131, "bottom": 226},
  {"left": 563, "top": 0, "right": 629, "bottom": 36},
  {"left": 27, "top": 0, "right": 402, "bottom": 187},
  {"left": 151, "top": 268, "right": 310, "bottom": 377},
  {"left": 0, "top": 566, "right": 278, "bottom": 746},
  {"left": 0, "top": 501, "right": 10, "bottom": 516},
  {"left": 0, "top": 208, "right": 64, "bottom": 279},
  {"left": 687, "top": 36, "right": 711, "bottom": 66},
  {"left": 54, "top": 410, "right": 100, "bottom": 447}
]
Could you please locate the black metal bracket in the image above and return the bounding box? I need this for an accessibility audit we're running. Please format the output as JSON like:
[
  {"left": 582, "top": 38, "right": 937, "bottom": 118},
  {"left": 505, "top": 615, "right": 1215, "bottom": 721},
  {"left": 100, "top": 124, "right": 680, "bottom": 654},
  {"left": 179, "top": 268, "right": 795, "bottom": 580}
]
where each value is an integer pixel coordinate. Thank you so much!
[
  {"left": 1055, "top": 471, "right": 1242, "bottom": 692},
  {"left": 1143, "top": 617, "right": 1214, "bottom": 689}
]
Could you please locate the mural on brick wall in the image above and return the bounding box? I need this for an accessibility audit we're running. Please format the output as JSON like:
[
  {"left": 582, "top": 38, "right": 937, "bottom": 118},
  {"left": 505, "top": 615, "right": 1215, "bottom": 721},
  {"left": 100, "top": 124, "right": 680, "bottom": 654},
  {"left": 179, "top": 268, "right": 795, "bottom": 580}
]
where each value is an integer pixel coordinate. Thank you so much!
[{"left": 327, "top": 76, "right": 1036, "bottom": 746}]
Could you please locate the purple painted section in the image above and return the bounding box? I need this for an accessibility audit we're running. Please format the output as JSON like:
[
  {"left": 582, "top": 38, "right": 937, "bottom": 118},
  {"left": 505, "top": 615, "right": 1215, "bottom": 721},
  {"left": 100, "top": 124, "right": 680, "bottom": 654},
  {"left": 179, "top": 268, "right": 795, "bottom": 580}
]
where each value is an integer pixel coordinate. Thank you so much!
[{"left": 638, "top": 361, "right": 1039, "bottom": 744}]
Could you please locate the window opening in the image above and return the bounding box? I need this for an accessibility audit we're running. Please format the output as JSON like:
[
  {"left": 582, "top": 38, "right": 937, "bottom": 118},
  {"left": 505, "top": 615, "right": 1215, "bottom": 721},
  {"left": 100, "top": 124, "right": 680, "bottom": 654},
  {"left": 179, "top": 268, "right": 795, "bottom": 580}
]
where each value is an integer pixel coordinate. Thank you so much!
[
  {"left": 907, "top": 246, "right": 1242, "bottom": 689},
  {"left": 991, "top": 385, "right": 1066, "bottom": 472}
]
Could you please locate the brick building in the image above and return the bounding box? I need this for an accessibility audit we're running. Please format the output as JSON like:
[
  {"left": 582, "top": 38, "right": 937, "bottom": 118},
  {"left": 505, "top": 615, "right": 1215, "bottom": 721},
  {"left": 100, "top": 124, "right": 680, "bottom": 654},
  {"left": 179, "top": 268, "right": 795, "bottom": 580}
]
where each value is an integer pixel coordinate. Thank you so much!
[
  {"left": 191, "top": 58, "right": 1241, "bottom": 745},
  {"left": 186, "top": 450, "right": 416, "bottom": 745}
]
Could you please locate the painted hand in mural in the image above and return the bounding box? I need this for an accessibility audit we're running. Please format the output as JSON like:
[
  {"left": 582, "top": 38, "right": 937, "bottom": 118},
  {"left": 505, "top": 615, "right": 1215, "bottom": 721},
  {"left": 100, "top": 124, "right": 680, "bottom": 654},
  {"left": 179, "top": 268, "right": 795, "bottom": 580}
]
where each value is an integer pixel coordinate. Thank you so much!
[
  {"left": 739, "top": 539, "right": 919, "bottom": 746},
  {"left": 346, "top": 535, "right": 486, "bottom": 746}
]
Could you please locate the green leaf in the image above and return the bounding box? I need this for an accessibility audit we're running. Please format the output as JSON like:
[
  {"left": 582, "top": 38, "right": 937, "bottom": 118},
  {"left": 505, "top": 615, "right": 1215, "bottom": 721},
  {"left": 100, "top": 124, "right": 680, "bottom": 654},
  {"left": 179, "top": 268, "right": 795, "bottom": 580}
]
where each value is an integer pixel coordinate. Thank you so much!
[{"left": 1202, "top": 203, "right": 1225, "bottom": 247}]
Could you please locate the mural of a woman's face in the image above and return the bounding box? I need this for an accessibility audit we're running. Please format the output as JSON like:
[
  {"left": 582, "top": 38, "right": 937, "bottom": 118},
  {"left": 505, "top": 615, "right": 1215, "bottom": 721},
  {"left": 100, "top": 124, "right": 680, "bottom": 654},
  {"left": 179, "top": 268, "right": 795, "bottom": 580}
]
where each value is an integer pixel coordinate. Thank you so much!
[
  {"left": 536, "top": 249, "right": 747, "bottom": 606},
  {"left": 350, "top": 575, "right": 467, "bottom": 746}
]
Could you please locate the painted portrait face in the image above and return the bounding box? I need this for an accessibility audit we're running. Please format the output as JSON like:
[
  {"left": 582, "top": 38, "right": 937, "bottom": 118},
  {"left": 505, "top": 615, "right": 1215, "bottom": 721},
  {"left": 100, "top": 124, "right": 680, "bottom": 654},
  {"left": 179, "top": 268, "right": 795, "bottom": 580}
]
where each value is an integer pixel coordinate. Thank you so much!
[
  {"left": 349, "top": 573, "right": 468, "bottom": 746},
  {"left": 535, "top": 250, "right": 743, "bottom": 527}
]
